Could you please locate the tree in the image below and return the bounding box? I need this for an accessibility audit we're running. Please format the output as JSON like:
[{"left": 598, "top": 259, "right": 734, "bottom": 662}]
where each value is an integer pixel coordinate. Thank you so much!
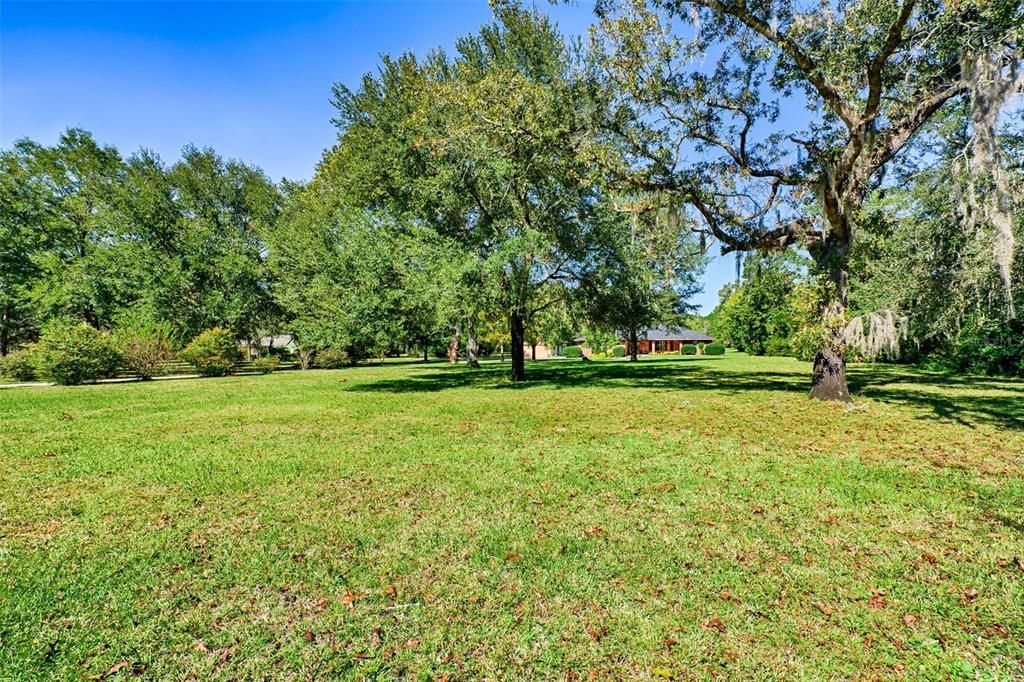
[
  {"left": 0, "top": 146, "right": 47, "bottom": 355},
  {"left": 595, "top": 0, "right": 1023, "bottom": 399},
  {"left": 333, "top": 6, "right": 612, "bottom": 381},
  {"left": 710, "top": 252, "right": 819, "bottom": 357},
  {"left": 848, "top": 106, "right": 1024, "bottom": 374},
  {"left": 269, "top": 178, "right": 464, "bottom": 363},
  {"left": 582, "top": 199, "right": 705, "bottom": 360},
  {"left": 163, "top": 146, "right": 282, "bottom": 344}
]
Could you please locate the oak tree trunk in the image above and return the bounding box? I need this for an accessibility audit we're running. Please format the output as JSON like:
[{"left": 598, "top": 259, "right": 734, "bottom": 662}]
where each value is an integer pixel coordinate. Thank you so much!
[
  {"left": 447, "top": 323, "right": 461, "bottom": 364},
  {"left": 531, "top": 342, "right": 537, "bottom": 361},
  {"left": 809, "top": 234, "right": 852, "bottom": 402},
  {"left": 628, "top": 329, "right": 639, "bottom": 362},
  {"left": 509, "top": 310, "right": 525, "bottom": 381},
  {"left": 466, "top": 316, "right": 480, "bottom": 368}
]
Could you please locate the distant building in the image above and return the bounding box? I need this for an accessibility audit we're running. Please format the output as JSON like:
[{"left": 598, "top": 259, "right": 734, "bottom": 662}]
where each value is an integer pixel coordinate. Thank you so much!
[
  {"left": 239, "top": 334, "right": 299, "bottom": 356},
  {"left": 622, "top": 326, "right": 714, "bottom": 355}
]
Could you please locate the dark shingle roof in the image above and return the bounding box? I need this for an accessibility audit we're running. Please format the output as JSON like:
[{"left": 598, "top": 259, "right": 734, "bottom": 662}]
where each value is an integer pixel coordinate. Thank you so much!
[{"left": 638, "top": 326, "right": 714, "bottom": 342}]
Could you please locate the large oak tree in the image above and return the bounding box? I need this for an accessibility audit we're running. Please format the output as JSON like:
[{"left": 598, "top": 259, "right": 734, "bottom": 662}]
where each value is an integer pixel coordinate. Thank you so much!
[{"left": 594, "top": 0, "right": 1022, "bottom": 399}]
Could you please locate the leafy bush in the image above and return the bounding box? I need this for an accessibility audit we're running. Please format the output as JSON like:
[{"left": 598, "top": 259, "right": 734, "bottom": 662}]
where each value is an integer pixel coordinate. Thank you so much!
[
  {"left": 680, "top": 343, "right": 698, "bottom": 355},
  {"left": 0, "top": 346, "right": 38, "bottom": 381},
  {"left": 563, "top": 345, "right": 583, "bottom": 358},
  {"left": 611, "top": 345, "right": 626, "bottom": 357},
  {"left": 705, "top": 342, "right": 726, "bottom": 355},
  {"left": 315, "top": 347, "right": 349, "bottom": 369},
  {"left": 252, "top": 356, "right": 280, "bottom": 374},
  {"left": 34, "top": 319, "right": 122, "bottom": 385},
  {"left": 114, "top": 321, "right": 175, "bottom": 380},
  {"left": 181, "top": 328, "right": 240, "bottom": 377}
]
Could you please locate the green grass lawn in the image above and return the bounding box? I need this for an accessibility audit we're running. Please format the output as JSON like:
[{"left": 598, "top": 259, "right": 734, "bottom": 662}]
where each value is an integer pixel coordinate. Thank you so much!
[{"left": 2, "top": 353, "right": 1022, "bottom": 680}]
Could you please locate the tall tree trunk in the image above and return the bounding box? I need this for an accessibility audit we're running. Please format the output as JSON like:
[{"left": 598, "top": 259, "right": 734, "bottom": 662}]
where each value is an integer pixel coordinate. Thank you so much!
[
  {"left": 0, "top": 305, "right": 9, "bottom": 357},
  {"left": 447, "top": 322, "right": 461, "bottom": 364},
  {"left": 531, "top": 342, "right": 537, "bottom": 361},
  {"left": 628, "top": 329, "right": 639, "bottom": 362},
  {"left": 810, "top": 234, "right": 852, "bottom": 402},
  {"left": 466, "top": 316, "right": 480, "bottom": 368},
  {"left": 509, "top": 310, "right": 525, "bottom": 381},
  {"left": 423, "top": 345, "right": 429, "bottom": 362}
]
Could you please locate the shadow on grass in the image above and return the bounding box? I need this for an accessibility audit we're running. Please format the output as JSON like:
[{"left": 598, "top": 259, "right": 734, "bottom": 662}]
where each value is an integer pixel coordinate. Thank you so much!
[{"left": 346, "top": 356, "right": 1024, "bottom": 431}]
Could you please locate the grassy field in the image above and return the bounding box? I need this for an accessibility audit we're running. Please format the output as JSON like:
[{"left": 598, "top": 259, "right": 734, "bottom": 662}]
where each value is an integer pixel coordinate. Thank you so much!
[{"left": 1, "top": 352, "right": 1022, "bottom": 680}]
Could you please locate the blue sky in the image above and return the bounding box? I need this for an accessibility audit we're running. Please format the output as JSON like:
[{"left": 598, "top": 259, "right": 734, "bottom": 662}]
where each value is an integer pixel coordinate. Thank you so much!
[{"left": 1, "top": 0, "right": 735, "bottom": 313}]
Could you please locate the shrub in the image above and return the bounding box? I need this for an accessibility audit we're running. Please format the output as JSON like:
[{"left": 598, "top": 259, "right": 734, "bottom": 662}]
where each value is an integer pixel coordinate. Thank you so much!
[
  {"left": 705, "top": 342, "right": 726, "bottom": 355},
  {"left": 252, "top": 356, "right": 280, "bottom": 374},
  {"left": 680, "top": 343, "right": 698, "bottom": 355},
  {"left": 563, "top": 345, "right": 583, "bottom": 358},
  {"left": 114, "top": 321, "right": 175, "bottom": 380},
  {"left": 34, "top": 320, "right": 121, "bottom": 385},
  {"left": 0, "top": 346, "right": 39, "bottom": 381},
  {"left": 315, "top": 347, "right": 349, "bottom": 369},
  {"left": 181, "top": 328, "right": 240, "bottom": 377},
  {"left": 611, "top": 345, "right": 626, "bottom": 357}
]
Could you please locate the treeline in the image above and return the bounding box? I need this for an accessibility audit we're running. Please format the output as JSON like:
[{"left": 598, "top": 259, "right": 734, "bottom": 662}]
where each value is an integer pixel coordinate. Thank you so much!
[
  {"left": 0, "top": 7, "right": 706, "bottom": 385},
  {"left": 2, "top": 2, "right": 1022, "bottom": 393}
]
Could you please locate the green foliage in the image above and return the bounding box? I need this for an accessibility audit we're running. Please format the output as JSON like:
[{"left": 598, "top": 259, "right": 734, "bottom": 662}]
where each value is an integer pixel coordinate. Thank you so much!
[
  {"left": 314, "top": 348, "right": 349, "bottom": 369},
  {"left": 113, "top": 317, "right": 176, "bottom": 380},
  {"left": 331, "top": 7, "right": 623, "bottom": 381},
  {"left": 705, "top": 342, "right": 726, "bottom": 356},
  {"left": 0, "top": 346, "right": 38, "bottom": 381},
  {"left": 710, "top": 254, "right": 823, "bottom": 360},
  {"left": 0, "top": 129, "right": 282, "bottom": 350},
  {"left": 251, "top": 356, "right": 281, "bottom": 374},
  {"left": 611, "top": 345, "right": 626, "bottom": 357},
  {"left": 563, "top": 345, "right": 583, "bottom": 358},
  {"left": 34, "top": 319, "right": 121, "bottom": 385},
  {"left": 680, "top": 343, "right": 698, "bottom": 355},
  {"left": 181, "top": 328, "right": 240, "bottom": 377}
]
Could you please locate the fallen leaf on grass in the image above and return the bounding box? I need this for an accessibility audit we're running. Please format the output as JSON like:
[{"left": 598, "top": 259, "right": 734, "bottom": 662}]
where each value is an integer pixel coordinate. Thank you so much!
[
  {"left": 921, "top": 552, "right": 938, "bottom": 564},
  {"left": 701, "top": 618, "right": 726, "bottom": 633},
  {"left": 84, "top": 660, "right": 130, "bottom": 680},
  {"left": 193, "top": 641, "right": 209, "bottom": 653},
  {"left": 868, "top": 593, "right": 887, "bottom": 609},
  {"left": 651, "top": 666, "right": 674, "bottom": 679},
  {"left": 584, "top": 526, "right": 604, "bottom": 538},
  {"left": 964, "top": 587, "right": 979, "bottom": 602},
  {"left": 587, "top": 626, "right": 608, "bottom": 642},
  {"left": 817, "top": 603, "right": 834, "bottom": 616},
  {"left": 903, "top": 614, "right": 919, "bottom": 627},
  {"left": 404, "top": 638, "right": 420, "bottom": 650},
  {"left": 340, "top": 589, "right": 368, "bottom": 609}
]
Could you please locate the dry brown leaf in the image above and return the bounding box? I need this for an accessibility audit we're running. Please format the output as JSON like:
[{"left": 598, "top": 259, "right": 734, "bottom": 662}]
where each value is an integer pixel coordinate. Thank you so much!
[
  {"left": 340, "top": 589, "right": 368, "bottom": 609},
  {"left": 701, "top": 618, "right": 726, "bottom": 633}
]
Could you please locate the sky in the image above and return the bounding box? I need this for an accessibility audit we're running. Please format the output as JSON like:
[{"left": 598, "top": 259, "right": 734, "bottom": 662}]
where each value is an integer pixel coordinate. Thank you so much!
[{"left": 0, "top": 0, "right": 736, "bottom": 313}]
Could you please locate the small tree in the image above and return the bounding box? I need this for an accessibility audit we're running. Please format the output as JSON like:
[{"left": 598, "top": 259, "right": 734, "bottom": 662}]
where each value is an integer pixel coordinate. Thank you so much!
[
  {"left": 34, "top": 319, "right": 121, "bottom": 385},
  {"left": 114, "top": 318, "right": 175, "bottom": 380},
  {"left": 182, "top": 327, "right": 240, "bottom": 377}
]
